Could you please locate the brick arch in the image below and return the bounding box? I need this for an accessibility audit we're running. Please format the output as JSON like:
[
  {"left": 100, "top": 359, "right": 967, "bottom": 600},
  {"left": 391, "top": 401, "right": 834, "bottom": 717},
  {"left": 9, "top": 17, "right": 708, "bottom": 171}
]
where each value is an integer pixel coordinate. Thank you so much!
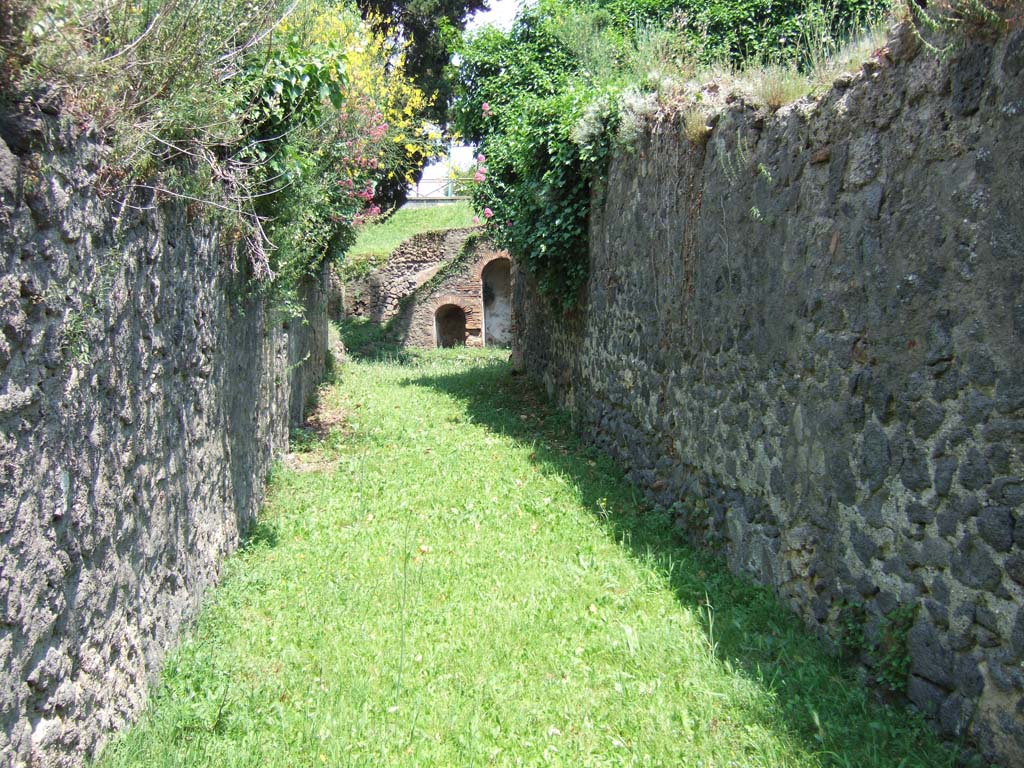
[
  {"left": 434, "top": 303, "right": 468, "bottom": 348},
  {"left": 469, "top": 251, "right": 512, "bottom": 282},
  {"left": 376, "top": 237, "right": 512, "bottom": 349}
]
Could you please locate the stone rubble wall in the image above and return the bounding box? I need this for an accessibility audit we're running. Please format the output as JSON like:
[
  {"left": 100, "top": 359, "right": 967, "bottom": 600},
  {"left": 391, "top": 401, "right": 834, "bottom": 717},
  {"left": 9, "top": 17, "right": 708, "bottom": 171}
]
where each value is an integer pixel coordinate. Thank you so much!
[
  {"left": 0, "top": 105, "right": 326, "bottom": 767},
  {"left": 342, "top": 227, "right": 477, "bottom": 323},
  {"left": 388, "top": 237, "right": 512, "bottom": 348},
  {"left": 515, "top": 27, "right": 1023, "bottom": 764}
]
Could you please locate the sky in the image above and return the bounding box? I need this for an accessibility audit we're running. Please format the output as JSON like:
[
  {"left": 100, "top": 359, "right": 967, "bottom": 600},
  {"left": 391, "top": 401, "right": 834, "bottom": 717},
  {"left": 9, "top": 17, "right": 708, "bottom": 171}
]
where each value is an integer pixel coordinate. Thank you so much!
[
  {"left": 466, "top": 0, "right": 524, "bottom": 32},
  {"left": 413, "top": 0, "right": 526, "bottom": 194}
]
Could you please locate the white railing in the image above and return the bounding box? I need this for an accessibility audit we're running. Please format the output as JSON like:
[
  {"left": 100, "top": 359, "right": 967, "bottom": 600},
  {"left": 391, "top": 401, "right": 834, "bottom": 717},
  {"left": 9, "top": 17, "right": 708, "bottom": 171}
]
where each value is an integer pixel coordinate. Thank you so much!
[{"left": 408, "top": 177, "right": 474, "bottom": 200}]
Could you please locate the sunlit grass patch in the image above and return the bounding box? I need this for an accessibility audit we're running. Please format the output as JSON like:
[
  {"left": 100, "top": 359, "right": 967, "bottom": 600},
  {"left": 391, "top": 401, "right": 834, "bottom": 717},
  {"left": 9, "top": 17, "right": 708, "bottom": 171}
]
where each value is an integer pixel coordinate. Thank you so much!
[{"left": 95, "top": 349, "right": 953, "bottom": 768}]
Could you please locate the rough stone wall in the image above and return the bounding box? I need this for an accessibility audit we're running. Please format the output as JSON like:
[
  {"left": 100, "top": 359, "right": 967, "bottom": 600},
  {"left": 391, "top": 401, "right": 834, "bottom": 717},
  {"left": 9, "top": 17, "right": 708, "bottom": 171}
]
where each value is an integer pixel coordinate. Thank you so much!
[
  {"left": 287, "top": 261, "right": 329, "bottom": 426},
  {"left": 389, "top": 240, "right": 512, "bottom": 348},
  {"left": 0, "top": 106, "right": 326, "bottom": 766},
  {"left": 342, "top": 228, "right": 476, "bottom": 322},
  {"left": 515, "top": 28, "right": 1024, "bottom": 764}
]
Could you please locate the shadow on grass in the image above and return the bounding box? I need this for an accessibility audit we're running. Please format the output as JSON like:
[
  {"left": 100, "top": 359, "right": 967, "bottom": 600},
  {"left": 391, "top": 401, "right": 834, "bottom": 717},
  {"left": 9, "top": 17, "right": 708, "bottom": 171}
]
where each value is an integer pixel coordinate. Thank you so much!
[
  {"left": 242, "top": 518, "right": 280, "bottom": 551},
  {"left": 336, "top": 317, "right": 413, "bottom": 364},
  {"left": 407, "top": 361, "right": 956, "bottom": 768}
]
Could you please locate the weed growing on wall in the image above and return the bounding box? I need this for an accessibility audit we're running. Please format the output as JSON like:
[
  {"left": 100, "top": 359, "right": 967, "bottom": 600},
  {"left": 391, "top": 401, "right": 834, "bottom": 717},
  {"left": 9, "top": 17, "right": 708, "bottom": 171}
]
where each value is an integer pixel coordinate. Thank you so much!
[
  {"left": 909, "top": 0, "right": 1024, "bottom": 54},
  {"left": 9, "top": 0, "right": 441, "bottom": 311},
  {"left": 450, "top": 0, "right": 894, "bottom": 310},
  {"left": 838, "top": 600, "right": 917, "bottom": 694}
]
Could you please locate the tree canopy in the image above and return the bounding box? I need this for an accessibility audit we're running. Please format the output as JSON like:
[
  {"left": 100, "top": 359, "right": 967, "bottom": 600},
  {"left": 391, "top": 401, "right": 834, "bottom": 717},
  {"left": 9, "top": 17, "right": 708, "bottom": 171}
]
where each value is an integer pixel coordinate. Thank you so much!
[{"left": 356, "top": 0, "right": 490, "bottom": 121}]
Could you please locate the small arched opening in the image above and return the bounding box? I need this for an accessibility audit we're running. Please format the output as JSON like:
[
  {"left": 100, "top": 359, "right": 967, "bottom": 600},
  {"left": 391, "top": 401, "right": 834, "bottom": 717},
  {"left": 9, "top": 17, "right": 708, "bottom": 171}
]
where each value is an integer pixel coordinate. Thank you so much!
[
  {"left": 482, "top": 258, "right": 512, "bottom": 347},
  {"left": 435, "top": 304, "right": 468, "bottom": 348}
]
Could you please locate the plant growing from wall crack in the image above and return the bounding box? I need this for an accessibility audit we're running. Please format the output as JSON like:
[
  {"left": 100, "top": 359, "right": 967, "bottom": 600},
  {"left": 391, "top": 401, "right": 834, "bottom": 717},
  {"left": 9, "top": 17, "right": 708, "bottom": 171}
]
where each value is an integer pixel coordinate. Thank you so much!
[{"left": 837, "top": 599, "right": 917, "bottom": 694}]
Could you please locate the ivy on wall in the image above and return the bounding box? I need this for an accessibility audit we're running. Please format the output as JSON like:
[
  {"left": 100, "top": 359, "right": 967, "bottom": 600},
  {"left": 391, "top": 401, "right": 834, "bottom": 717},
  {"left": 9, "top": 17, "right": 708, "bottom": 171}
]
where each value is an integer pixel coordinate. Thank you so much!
[{"left": 449, "top": 0, "right": 892, "bottom": 310}]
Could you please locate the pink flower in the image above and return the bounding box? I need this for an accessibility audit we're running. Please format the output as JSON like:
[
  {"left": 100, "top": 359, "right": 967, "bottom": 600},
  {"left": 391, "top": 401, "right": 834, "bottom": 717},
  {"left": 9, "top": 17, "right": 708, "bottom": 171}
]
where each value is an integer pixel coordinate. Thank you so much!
[
  {"left": 473, "top": 170, "right": 486, "bottom": 182},
  {"left": 472, "top": 216, "right": 480, "bottom": 224},
  {"left": 506, "top": 220, "right": 512, "bottom": 227},
  {"left": 477, "top": 153, "right": 486, "bottom": 163},
  {"left": 483, "top": 207, "right": 493, "bottom": 219},
  {"left": 482, "top": 102, "right": 491, "bottom": 116}
]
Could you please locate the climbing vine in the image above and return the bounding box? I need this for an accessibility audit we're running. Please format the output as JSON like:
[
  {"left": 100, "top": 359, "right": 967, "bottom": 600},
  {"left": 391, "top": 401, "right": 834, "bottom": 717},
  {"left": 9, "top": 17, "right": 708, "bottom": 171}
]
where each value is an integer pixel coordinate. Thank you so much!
[
  {"left": 450, "top": 0, "right": 892, "bottom": 310},
  {"left": 464, "top": 91, "right": 617, "bottom": 309}
]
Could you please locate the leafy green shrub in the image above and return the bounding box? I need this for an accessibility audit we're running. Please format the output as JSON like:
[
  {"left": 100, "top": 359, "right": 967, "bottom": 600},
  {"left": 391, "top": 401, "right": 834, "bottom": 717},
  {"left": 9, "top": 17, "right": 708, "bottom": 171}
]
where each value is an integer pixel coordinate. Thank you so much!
[
  {"left": 466, "top": 90, "right": 616, "bottom": 308},
  {"left": 13, "top": 1, "right": 440, "bottom": 310},
  {"left": 355, "top": 0, "right": 487, "bottom": 122},
  {"left": 451, "top": 0, "right": 895, "bottom": 309}
]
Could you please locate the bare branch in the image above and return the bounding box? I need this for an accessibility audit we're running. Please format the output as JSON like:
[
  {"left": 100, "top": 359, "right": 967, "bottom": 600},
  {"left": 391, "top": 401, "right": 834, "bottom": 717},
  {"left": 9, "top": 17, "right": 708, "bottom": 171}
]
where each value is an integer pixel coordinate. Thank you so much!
[{"left": 99, "top": 10, "right": 162, "bottom": 62}]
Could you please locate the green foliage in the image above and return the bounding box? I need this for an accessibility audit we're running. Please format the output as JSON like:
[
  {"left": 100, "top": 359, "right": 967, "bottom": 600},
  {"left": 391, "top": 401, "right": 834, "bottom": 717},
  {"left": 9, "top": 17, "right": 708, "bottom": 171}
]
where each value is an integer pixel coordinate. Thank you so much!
[
  {"left": 288, "top": 425, "right": 320, "bottom": 452},
  {"left": 910, "top": 0, "right": 1024, "bottom": 51},
  {"left": 355, "top": 0, "right": 488, "bottom": 121},
  {"left": 450, "top": 4, "right": 622, "bottom": 308},
  {"left": 239, "top": 18, "right": 355, "bottom": 292},
  {"left": 245, "top": 37, "right": 347, "bottom": 150},
  {"left": 13, "top": 1, "right": 440, "bottom": 312},
  {"left": 468, "top": 89, "right": 615, "bottom": 308},
  {"left": 571, "top": 0, "right": 891, "bottom": 64},
  {"left": 838, "top": 600, "right": 917, "bottom": 694},
  {"left": 874, "top": 604, "right": 917, "bottom": 693},
  {"left": 336, "top": 316, "right": 406, "bottom": 360},
  {"left": 450, "top": 0, "right": 894, "bottom": 309},
  {"left": 448, "top": 8, "right": 579, "bottom": 142},
  {"left": 23, "top": 0, "right": 292, "bottom": 157}
]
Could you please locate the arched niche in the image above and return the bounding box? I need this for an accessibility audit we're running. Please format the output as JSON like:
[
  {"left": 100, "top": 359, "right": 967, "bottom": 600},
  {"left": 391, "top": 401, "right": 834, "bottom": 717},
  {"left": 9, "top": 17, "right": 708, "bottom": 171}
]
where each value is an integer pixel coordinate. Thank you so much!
[
  {"left": 435, "top": 304, "right": 468, "bottom": 348},
  {"left": 481, "top": 258, "right": 512, "bottom": 347}
]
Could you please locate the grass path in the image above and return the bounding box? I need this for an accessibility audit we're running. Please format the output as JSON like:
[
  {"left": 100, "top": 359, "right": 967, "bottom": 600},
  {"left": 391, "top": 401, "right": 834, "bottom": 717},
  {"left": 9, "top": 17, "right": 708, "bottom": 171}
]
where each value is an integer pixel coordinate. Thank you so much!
[{"left": 97, "top": 348, "right": 951, "bottom": 768}]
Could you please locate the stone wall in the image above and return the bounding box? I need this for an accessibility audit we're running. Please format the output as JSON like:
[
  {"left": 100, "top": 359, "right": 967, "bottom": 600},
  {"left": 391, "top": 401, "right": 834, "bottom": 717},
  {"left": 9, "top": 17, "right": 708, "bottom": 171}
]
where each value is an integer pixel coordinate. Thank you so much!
[
  {"left": 0, "top": 104, "right": 326, "bottom": 766},
  {"left": 389, "top": 237, "right": 512, "bottom": 349},
  {"left": 343, "top": 228, "right": 476, "bottom": 323},
  {"left": 515, "top": 27, "right": 1023, "bottom": 764}
]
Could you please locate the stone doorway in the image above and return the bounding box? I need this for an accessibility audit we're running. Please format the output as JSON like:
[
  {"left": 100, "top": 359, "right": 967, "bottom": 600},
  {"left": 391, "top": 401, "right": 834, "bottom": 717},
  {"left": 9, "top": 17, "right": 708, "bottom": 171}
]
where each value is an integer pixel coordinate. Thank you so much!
[
  {"left": 435, "top": 304, "right": 467, "bottom": 348},
  {"left": 482, "top": 258, "right": 512, "bottom": 347}
]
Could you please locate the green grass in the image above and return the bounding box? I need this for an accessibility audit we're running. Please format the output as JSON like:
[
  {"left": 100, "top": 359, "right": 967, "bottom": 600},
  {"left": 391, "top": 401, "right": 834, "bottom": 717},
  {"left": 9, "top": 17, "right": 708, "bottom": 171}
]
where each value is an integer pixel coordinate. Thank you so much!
[
  {"left": 95, "top": 341, "right": 955, "bottom": 768},
  {"left": 342, "top": 202, "right": 477, "bottom": 280}
]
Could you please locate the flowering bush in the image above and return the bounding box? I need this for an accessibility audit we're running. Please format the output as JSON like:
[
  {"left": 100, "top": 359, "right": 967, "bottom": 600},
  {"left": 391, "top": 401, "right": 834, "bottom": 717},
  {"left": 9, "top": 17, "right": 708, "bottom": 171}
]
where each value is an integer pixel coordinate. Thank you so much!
[
  {"left": 237, "top": 3, "right": 441, "bottom": 298},
  {"left": 13, "top": 0, "right": 439, "bottom": 308}
]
